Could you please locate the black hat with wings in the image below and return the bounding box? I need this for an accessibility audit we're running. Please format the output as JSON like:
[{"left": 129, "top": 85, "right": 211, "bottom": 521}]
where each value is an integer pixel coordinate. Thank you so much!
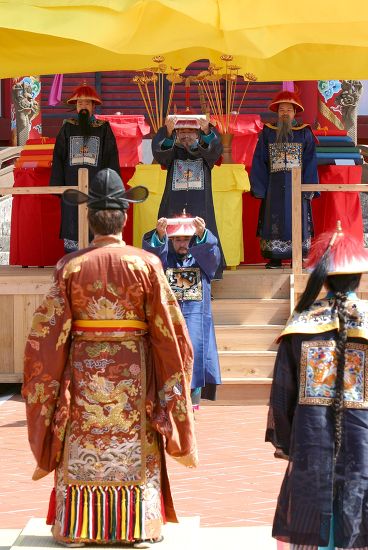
[{"left": 62, "top": 168, "right": 148, "bottom": 210}]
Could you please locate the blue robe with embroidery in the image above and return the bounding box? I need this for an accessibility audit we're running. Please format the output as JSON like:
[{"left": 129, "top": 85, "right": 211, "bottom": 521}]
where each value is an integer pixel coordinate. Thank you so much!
[
  {"left": 250, "top": 124, "right": 319, "bottom": 259},
  {"left": 142, "top": 229, "right": 221, "bottom": 395},
  {"left": 266, "top": 296, "right": 368, "bottom": 548}
]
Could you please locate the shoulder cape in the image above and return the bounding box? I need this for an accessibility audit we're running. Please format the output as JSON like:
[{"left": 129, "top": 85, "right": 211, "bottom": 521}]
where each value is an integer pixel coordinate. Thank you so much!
[{"left": 279, "top": 297, "right": 368, "bottom": 341}]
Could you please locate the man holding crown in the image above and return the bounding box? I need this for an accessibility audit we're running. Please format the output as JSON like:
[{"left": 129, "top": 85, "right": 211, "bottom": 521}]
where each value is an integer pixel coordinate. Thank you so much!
[
  {"left": 250, "top": 91, "right": 319, "bottom": 268},
  {"left": 152, "top": 112, "right": 225, "bottom": 278},
  {"left": 50, "top": 83, "right": 121, "bottom": 253},
  {"left": 142, "top": 212, "right": 222, "bottom": 408}
]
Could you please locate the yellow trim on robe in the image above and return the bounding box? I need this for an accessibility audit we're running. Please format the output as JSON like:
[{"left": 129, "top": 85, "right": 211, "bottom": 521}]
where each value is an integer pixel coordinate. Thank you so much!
[
  {"left": 264, "top": 123, "right": 311, "bottom": 130},
  {"left": 72, "top": 320, "right": 148, "bottom": 330},
  {"left": 278, "top": 298, "right": 368, "bottom": 342}
]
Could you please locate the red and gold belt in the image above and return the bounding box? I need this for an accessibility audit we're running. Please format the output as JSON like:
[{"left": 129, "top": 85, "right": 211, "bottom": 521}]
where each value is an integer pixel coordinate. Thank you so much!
[{"left": 72, "top": 319, "right": 148, "bottom": 332}]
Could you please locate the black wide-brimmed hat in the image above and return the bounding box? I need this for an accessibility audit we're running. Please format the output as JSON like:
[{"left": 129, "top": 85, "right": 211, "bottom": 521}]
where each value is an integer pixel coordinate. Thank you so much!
[{"left": 62, "top": 168, "right": 148, "bottom": 210}]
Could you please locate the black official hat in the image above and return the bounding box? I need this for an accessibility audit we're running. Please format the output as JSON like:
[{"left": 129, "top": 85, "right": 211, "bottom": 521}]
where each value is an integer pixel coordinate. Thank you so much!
[{"left": 62, "top": 168, "right": 148, "bottom": 210}]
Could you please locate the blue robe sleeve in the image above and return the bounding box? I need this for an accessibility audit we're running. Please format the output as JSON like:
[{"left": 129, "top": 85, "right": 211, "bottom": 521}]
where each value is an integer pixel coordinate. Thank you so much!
[
  {"left": 302, "top": 128, "right": 319, "bottom": 199},
  {"left": 142, "top": 229, "right": 169, "bottom": 270},
  {"left": 151, "top": 127, "right": 176, "bottom": 166},
  {"left": 265, "top": 336, "right": 298, "bottom": 456},
  {"left": 302, "top": 128, "right": 318, "bottom": 184},
  {"left": 189, "top": 230, "right": 221, "bottom": 280},
  {"left": 249, "top": 130, "right": 269, "bottom": 199}
]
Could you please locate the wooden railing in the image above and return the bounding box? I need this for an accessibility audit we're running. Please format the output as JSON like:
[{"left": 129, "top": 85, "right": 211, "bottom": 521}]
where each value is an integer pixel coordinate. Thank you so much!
[{"left": 291, "top": 167, "right": 368, "bottom": 310}]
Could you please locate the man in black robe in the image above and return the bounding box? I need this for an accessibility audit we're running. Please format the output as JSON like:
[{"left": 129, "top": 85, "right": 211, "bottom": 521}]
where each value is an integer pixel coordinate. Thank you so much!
[
  {"left": 50, "top": 83, "right": 121, "bottom": 253},
  {"left": 152, "top": 113, "right": 225, "bottom": 278}
]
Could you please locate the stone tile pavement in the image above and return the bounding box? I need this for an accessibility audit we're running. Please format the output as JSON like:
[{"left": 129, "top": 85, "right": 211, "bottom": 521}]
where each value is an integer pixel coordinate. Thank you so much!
[{"left": 0, "top": 389, "right": 286, "bottom": 534}]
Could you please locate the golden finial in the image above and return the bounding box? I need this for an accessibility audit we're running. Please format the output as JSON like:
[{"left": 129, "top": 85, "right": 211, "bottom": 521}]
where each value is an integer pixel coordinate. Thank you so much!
[
  {"left": 329, "top": 220, "right": 344, "bottom": 248},
  {"left": 152, "top": 55, "right": 165, "bottom": 64}
]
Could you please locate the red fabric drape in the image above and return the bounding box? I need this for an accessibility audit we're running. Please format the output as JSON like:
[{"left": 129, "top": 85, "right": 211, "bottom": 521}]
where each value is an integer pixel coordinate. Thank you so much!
[
  {"left": 95, "top": 115, "right": 150, "bottom": 167},
  {"left": 230, "top": 115, "right": 264, "bottom": 263},
  {"left": 9, "top": 166, "right": 137, "bottom": 266},
  {"left": 9, "top": 116, "right": 145, "bottom": 266},
  {"left": 9, "top": 167, "right": 65, "bottom": 266},
  {"left": 312, "top": 165, "right": 363, "bottom": 241}
]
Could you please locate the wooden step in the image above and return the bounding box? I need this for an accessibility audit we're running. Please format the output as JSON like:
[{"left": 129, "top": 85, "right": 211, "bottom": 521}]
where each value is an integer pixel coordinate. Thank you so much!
[
  {"left": 212, "top": 268, "right": 290, "bottom": 299},
  {"left": 212, "top": 298, "right": 289, "bottom": 325},
  {"left": 219, "top": 350, "right": 276, "bottom": 378},
  {"left": 214, "top": 377, "right": 272, "bottom": 405},
  {"left": 215, "top": 325, "right": 281, "bottom": 351}
]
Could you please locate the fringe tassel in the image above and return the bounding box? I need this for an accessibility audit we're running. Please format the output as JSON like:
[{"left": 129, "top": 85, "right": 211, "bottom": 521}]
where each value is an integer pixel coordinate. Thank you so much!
[
  {"left": 62, "top": 485, "right": 143, "bottom": 542},
  {"left": 46, "top": 488, "right": 56, "bottom": 525}
]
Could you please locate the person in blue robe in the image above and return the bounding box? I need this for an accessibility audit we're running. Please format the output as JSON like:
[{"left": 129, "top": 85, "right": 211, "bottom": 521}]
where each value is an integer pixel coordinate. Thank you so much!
[
  {"left": 142, "top": 215, "right": 221, "bottom": 406},
  {"left": 250, "top": 91, "right": 319, "bottom": 268},
  {"left": 152, "top": 114, "right": 225, "bottom": 278},
  {"left": 266, "top": 223, "right": 368, "bottom": 549}
]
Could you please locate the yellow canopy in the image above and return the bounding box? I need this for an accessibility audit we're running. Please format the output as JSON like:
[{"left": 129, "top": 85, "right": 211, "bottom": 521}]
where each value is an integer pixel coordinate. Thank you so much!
[{"left": 2, "top": 0, "right": 368, "bottom": 80}]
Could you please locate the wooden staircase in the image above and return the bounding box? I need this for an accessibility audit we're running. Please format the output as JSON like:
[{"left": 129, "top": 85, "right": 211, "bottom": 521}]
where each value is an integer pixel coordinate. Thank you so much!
[{"left": 212, "top": 267, "right": 291, "bottom": 405}]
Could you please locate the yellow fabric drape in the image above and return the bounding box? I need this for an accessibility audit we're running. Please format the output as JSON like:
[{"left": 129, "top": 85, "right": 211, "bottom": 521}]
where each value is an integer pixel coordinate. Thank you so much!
[
  {"left": 2, "top": 1, "right": 368, "bottom": 79},
  {"left": 130, "top": 163, "right": 249, "bottom": 267}
]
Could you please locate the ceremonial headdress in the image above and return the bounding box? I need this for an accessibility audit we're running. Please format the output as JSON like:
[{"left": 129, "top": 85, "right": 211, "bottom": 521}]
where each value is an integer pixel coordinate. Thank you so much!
[
  {"left": 295, "top": 221, "right": 368, "bottom": 312},
  {"left": 166, "top": 211, "right": 196, "bottom": 238},
  {"left": 167, "top": 108, "right": 207, "bottom": 130},
  {"left": 63, "top": 168, "right": 148, "bottom": 211},
  {"left": 67, "top": 83, "right": 102, "bottom": 105},
  {"left": 269, "top": 91, "right": 304, "bottom": 113},
  {"left": 305, "top": 221, "right": 368, "bottom": 275}
]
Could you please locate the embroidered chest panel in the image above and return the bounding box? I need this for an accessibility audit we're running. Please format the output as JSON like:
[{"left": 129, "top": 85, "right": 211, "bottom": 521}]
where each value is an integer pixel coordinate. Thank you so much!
[
  {"left": 172, "top": 159, "right": 204, "bottom": 191},
  {"left": 268, "top": 142, "right": 302, "bottom": 173},
  {"left": 300, "top": 340, "right": 368, "bottom": 408},
  {"left": 69, "top": 136, "right": 100, "bottom": 167},
  {"left": 165, "top": 267, "right": 202, "bottom": 301}
]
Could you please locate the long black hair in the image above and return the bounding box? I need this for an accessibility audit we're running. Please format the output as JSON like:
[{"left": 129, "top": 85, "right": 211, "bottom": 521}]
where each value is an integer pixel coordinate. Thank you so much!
[
  {"left": 295, "top": 248, "right": 331, "bottom": 313},
  {"left": 326, "top": 274, "right": 361, "bottom": 457},
  {"left": 298, "top": 271, "right": 361, "bottom": 457}
]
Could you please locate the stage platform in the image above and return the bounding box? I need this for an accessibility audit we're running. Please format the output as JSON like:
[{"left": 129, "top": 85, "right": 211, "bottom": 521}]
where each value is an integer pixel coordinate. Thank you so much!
[{"left": 4, "top": 517, "right": 276, "bottom": 550}]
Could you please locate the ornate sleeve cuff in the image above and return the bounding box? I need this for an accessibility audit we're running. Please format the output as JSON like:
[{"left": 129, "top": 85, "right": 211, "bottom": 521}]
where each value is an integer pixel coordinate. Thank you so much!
[{"left": 171, "top": 447, "right": 199, "bottom": 468}]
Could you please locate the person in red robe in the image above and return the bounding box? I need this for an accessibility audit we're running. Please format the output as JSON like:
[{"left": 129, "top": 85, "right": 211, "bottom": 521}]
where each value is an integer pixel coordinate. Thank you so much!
[{"left": 22, "top": 168, "right": 197, "bottom": 548}]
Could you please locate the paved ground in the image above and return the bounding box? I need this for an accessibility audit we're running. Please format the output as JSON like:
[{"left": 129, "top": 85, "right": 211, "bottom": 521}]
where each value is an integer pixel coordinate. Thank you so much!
[{"left": 0, "top": 387, "right": 286, "bottom": 534}]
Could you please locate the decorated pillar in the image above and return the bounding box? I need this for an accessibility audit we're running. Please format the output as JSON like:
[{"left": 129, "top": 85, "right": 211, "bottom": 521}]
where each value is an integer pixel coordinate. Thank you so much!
[
  {"left": 316, "top": 80, "right": 363, "bottom": 144},
  {"left": 11, "top": 76, "right": 42, "bottom": 146}
]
